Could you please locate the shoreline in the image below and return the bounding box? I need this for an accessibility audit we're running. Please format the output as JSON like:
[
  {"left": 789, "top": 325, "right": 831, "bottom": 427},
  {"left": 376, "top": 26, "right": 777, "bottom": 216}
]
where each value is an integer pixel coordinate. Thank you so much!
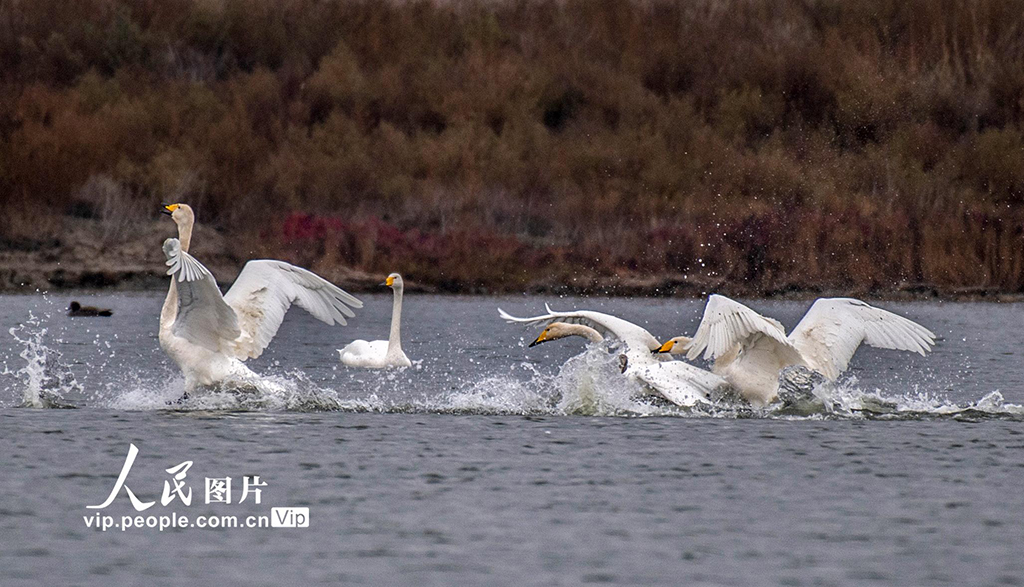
[
  {"left": 3, "top": 217, "right": 1021, "bottom": 303},
  {"left": 3, "top": 263, "right": 1021, "bottom": 303}
]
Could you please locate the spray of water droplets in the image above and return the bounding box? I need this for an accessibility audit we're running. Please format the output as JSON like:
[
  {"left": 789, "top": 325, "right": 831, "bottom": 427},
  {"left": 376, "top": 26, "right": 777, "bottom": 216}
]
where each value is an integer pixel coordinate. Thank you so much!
[{"left": 3, "top": 311, "right": 1021, "bottom": 420}]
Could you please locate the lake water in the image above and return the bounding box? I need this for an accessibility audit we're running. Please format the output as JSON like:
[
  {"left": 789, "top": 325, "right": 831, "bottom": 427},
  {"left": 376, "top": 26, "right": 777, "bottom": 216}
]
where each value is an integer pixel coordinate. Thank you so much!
[{"left": 1, "top": 292, "right": 1023, "bottom": 585}]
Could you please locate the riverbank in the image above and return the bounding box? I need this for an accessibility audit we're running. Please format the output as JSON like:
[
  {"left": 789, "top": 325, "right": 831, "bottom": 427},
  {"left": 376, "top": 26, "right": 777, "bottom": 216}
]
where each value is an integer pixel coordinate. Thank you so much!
[{"left": 2, "top": 215, "right": 1021, "bottom": 302}]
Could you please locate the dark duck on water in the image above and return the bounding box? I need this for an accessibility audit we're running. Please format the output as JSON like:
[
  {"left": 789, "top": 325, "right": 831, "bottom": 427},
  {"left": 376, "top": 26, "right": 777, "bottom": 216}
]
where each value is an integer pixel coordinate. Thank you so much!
[{"left": 67, "top": 301, "right": 112, "bottom": 317}]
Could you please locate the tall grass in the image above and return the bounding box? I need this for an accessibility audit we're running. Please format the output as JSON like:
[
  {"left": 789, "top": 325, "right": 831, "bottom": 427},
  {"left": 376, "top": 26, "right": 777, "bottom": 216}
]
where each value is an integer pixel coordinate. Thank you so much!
[{"left": 2, "top": 0, "right": 1024, "bottom": 293}]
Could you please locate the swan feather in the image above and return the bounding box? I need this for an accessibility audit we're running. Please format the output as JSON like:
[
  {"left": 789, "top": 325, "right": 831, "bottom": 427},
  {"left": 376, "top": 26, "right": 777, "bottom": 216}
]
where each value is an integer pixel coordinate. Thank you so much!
[
  {"left": 789, "top": 298, "right": 936, "bottom": 380},
  {"left": 338, "top": 340, "right": 394, "bottom": 368},
  {"left": 686, "top": 294, "right": 797, "bottom": 362},
  {"left": 636, "top": 360, "right": 723, "bottom": 406},
  {"left": 224, "top": 260, "right": 363, "bottom": 360},
  {"left": 163, "top": 238, "right": 241, "bottom": 354}
]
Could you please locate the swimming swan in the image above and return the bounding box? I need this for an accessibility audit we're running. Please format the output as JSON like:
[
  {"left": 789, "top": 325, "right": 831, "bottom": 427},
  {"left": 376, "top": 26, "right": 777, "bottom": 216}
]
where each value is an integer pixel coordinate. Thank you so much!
[
  {"left": 159, "top": 204, "right": 363, "bottom": 389},
  {"left": 657, "top": 295, "right": 936, "bottom": 406},
  {"left": 338, "top": 273, "right": 412, "bottom": 368},
  {"left": 499, "top": 305, "right": 727, "bottom": 406}
]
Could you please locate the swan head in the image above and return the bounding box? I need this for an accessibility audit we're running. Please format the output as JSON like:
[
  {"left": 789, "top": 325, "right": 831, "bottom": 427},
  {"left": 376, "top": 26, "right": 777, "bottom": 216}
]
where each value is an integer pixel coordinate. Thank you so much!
[
  {"left": 529, "top": 324, "right": 559, "bottom": 347},
  {"left": 161, "top": 203, "right": 195, "bottom": 229},
  {"left": 655, "top": 336, "right": 693, "bottom": 355},
  {"left": 382, "top": 273, "right": 403, "bottom": 289},
  {"left": 528, "top": 322, "right": 603, "bottom": 347}
]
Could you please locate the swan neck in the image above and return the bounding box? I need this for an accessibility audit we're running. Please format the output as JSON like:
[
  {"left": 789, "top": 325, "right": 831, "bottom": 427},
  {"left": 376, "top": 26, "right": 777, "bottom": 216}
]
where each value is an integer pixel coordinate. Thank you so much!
[
  {"left": 387, "top": 283, "right": 403, "bottom": 354},
  {"left": 160, "top": 280, "right": 178, "bottom": 335},
  {"left": 558, "top": 324, "right": 602, "bottom": 343},
  {"left": 162, "top": 215, "right": 191, "bottom": 334},
  {"left": 178, "top": 218, "right": 193, "bottom": 252},
  {"left": 575, "top": 324, "right": 603, "bottom": 344}
]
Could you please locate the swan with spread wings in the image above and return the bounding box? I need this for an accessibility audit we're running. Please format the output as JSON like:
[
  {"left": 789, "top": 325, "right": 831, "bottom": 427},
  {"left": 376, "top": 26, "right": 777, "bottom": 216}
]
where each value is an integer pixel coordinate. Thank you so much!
[
  {"left": 159, "top": 204, "right": 363, "bottom": 389},
  {"left": 656, "top": 295, "right": 936, "bottom": 406}
]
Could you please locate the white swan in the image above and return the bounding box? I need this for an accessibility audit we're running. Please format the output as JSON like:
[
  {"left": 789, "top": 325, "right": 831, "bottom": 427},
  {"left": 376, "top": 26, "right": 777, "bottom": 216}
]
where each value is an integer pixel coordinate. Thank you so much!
[
  {"left": 499, "top": 305, "right": 727, "bottom": 406},
  {"left": 337, "top": 273, "right": 412, "bottom": 368},
  {"left": 159, "top": 204, "right": 362, "bottom": 389},
  {"left": 657, "top": 295, "right": 936, "bottom": 406}
]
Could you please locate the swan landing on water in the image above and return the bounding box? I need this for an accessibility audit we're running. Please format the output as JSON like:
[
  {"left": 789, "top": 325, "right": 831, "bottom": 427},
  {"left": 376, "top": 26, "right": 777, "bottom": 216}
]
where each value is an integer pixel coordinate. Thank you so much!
[
  {"left": 159, "top": 204, "right": 363, "bottom": 390},
  {"left": 499, "top": 305, "right": 727, "bottom": 407},
  {"left": 657, "top": 295, "right": 936, "bottom": 406},
  {"left": 338, "top": 273, "right": 412, "bottom": 368}
]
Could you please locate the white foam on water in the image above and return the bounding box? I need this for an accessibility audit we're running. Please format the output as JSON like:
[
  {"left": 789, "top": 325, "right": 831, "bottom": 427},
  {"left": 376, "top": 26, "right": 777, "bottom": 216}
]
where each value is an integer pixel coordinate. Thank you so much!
[
  {"left": 101, "top": 370, "right": 355, "bottom": 412},
  {"left": 771, "top": 375, "right": 1024, "bottom": 420}
]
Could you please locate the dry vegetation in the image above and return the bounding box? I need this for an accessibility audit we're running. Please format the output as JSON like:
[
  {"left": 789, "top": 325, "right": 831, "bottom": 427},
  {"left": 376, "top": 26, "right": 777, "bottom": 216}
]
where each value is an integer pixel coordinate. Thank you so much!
[{"left": 2, "top": 0, "right": 1024, "bottom": 295}]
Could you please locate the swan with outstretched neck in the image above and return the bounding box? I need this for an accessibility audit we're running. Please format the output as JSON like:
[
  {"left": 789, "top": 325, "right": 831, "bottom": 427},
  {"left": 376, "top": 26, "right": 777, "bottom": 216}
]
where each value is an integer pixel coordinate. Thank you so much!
[
  {"left": 159, "top": 203, "right": 363, "bottom": 390},
  {"left": 338, "top": 273, "right": 412, "bottom": 368},
  {"left": 499, "top": 305, "right": 727, "bottom": 407}
]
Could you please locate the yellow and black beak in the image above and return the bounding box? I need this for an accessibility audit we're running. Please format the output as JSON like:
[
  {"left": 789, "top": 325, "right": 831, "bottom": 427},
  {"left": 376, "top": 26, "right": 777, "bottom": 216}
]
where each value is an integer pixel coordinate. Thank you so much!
[
  {"left": 655, "top": 340, "right": 675, "bottom": 354},
  {"left": 161, "top": 203, "right": 179, "bottom": 216},
  {"left": 385, "top": 276, "right": 395, "bottom": 287},
  {"left": 528, "top": 328, "right": 550, "bottom": 348}
]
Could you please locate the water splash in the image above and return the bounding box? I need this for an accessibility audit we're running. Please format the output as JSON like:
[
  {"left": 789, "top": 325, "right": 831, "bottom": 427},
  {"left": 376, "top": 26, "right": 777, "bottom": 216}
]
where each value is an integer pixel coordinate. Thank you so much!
[
  {"left": 765, "top": 375, "right": 1024, "bottom": 420},
  {"left": 92, "top": 347, "right": 677, "bottom": 416},
  {"left": 4, "top": 308, "right": 1019, "bottom": 421},
  {"left": 4, "top": 312, "right": 79, "bottom": 408},
  {"left": 102, "top": 370, "right": 356, "bottom": 412}
]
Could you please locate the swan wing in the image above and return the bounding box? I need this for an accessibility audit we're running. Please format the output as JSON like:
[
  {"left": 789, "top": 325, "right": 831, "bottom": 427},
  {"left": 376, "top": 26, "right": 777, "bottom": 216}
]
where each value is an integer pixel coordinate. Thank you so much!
[
  {"left": 636, "top": 361, "right": 725, "bottom": 407},
  {"left": 788, "top": 298, "right": 936, "bottom": 380},
  {"left": 498, "top": 305, "right": 661, "bottom": 352},
  {"left": 223, "top": 260, "right": 363, "bottom": 360},
  {"left": 686, "top": 294, "right": 797, "bottom": 362},
  {"left": 163, "top": 238, "right": 241, "bottom": 353}
]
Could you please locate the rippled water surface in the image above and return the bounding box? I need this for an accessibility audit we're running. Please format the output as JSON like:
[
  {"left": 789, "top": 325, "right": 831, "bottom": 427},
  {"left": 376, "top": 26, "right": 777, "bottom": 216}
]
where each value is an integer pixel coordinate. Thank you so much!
[{"left": 1, "top": 293, "right": 1023, "bottom": 585}]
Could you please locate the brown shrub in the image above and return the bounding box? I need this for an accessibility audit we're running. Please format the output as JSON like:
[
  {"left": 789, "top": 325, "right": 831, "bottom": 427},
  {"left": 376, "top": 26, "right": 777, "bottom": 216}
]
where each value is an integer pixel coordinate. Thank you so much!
[{"left": 3, "top": 0, "right": 1024, "bottom": 293}]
